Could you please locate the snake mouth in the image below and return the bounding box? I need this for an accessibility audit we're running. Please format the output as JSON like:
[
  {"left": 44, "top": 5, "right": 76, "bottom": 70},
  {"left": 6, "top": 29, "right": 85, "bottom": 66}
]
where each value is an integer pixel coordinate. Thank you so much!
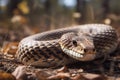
[
  {"left": 61, "top": 46, "right": 96, "bottom": 61},
  {"left": 62, "top": 47, "right": 84, "bottom": 59}
]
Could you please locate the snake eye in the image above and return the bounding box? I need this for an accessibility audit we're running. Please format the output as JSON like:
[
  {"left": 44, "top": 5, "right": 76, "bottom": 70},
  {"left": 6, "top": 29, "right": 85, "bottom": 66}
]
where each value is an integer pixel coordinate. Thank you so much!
[{"left": 72, "top": 40, "right": 77, "bottom": 47}]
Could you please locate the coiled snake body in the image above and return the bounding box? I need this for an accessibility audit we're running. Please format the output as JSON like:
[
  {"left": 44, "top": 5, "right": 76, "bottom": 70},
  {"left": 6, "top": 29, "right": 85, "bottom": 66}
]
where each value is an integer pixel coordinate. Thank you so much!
[{"left": 16, "top": 24, "right": 118, "bottom": 67}]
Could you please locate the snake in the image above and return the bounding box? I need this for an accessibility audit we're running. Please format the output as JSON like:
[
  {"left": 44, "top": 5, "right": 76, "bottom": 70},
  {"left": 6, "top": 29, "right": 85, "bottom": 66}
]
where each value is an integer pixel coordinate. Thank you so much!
[{"left": 16, "top": 24, "right": 118, "bottom": 68}]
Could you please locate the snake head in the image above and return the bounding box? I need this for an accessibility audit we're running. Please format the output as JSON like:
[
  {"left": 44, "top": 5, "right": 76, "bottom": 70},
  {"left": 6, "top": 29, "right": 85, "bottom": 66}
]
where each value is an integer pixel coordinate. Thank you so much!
[{"left": 59, "top": 32, "right": 96, "bottom": 61}]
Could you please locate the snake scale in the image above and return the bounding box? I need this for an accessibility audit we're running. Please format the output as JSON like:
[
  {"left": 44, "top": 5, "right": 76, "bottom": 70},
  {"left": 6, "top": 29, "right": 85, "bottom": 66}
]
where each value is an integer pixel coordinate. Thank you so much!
[{"left": 16, "top": 24, "right": 118, "bottom": 68}]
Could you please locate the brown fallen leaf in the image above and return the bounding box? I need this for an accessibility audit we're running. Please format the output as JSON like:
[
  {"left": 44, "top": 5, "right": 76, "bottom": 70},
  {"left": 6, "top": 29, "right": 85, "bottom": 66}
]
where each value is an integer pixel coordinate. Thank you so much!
[
  {"left": 57, "top": 66, "right": 69, "bottom": 73},
  {"left": 81, "top": 73, "right": 107, "bottom": 80},
  {"left": 0, "top": 70, "right": 16, "bottom": 80},
  {"left": 71, "top": 74, "right": 89, "bottom": 80},
  {"left": 12, "top": 66, "right": 37, "bottom": 80},
  {"left": 1, "top": 42, "right": 19, "bottom": 58},
  {"left": 35, "top": 70, "right": 51, "bottom": 80},
  {"left": 47, "top": 72, "right": 70, "bottom": 80}
]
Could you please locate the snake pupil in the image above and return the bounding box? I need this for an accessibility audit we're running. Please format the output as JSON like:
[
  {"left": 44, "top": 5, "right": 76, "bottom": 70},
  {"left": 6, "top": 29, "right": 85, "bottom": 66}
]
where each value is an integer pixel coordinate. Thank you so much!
[{"left": 72, "top": 40, "right": 77, "bottom": 47}]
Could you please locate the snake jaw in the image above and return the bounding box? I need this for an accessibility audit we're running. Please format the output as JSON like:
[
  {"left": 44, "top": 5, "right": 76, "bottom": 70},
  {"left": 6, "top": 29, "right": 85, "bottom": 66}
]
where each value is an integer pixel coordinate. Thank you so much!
[
  {"left": 61, "top": 46, "right": 96, "bottom": 60},
  {"left": 62, "top": 47, "right": 84, "bottom": 58}
]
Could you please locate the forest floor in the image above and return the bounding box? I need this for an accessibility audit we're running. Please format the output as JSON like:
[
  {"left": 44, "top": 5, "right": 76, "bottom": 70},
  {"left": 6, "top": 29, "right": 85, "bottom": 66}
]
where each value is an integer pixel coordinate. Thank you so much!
[{"left": 0, "top": 20, "right": 120, "bottom": 80}]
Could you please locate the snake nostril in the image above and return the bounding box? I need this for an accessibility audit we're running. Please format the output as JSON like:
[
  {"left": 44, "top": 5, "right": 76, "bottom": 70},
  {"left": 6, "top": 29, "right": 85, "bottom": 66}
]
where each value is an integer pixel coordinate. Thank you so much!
[
  {"left": 93, "top": 48, "right": 96, "bottom": 52},
  {"left": 72, "top": 40, "right": 77, "bottom": 47},
  {"left": 84, "top": 49, "right": 87, "bottom": 53}
]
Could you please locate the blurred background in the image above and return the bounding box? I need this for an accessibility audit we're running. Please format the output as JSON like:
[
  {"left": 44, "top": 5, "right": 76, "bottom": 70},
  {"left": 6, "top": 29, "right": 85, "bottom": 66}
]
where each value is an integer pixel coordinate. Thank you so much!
[{"left": 0, "top": 0, "right": 120, "bottom": 45}]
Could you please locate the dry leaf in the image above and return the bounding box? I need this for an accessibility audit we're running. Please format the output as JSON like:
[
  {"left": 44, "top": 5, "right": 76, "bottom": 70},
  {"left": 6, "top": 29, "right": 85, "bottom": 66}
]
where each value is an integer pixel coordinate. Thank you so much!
[
  {"left": 0, "top": 70, "right": 16, "bottom": 80},
  {"left": 1, "top": 42, "right": 19, "bottom": 58}
]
